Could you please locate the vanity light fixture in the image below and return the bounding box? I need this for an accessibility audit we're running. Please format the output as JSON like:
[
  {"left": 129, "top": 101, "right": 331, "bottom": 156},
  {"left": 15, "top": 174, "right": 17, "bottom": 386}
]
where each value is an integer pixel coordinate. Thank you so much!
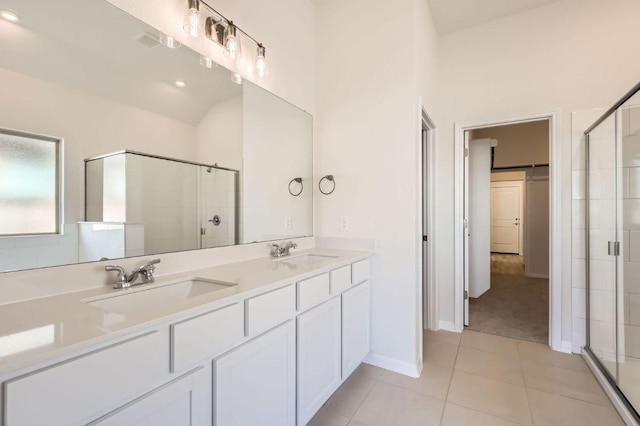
[
  {"left": 254, "top": 44, "right": 266, "bottom": 78},
  {"left": 0, "top": 9, "right": 20, "bottom": 22},
  {"left": 181, "top": 1, "right": 267, "bottom": 77},
  {"left": 159, "top": 33, "right": 181, "bottom": 49},
  {"left": 175, "top": 80, "right": 186, "bottom": 88},
  {"left": 223, "top": 22, "right": 241, "bottom": 59},
  {"left": 183, "top": 0, "right": 200, "bottom": 37}
]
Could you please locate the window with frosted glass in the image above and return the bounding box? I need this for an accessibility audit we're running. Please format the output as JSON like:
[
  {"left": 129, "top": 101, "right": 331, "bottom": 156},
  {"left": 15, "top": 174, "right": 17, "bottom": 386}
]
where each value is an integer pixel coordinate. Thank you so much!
[{"left": 0, "top": 130, "right": 60, "bottom": 235}]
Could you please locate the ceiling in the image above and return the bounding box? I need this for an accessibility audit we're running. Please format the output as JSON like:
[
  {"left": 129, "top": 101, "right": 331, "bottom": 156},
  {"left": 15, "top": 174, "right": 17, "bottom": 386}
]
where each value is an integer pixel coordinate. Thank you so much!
[
  {"left": 427, "top": 0, "right": 562, "bottom": 35},
  {"left": 0, "top": 0, "right": 241, "bottom": 125}
]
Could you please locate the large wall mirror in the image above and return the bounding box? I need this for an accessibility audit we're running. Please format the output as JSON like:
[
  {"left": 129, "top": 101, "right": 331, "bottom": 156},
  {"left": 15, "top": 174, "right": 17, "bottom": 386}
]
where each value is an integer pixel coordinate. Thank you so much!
[{"left": 0, "top": 0, "right": 313, "bottom": 273}]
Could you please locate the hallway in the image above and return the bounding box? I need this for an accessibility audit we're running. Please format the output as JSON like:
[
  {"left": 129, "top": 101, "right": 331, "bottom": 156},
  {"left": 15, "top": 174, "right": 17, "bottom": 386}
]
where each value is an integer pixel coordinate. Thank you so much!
[
  {"left": 309, "top": 330, "right": 622, "bottom": 426},
  {"left": 468, "top": 254, "right": 549, "bottom": 344}
]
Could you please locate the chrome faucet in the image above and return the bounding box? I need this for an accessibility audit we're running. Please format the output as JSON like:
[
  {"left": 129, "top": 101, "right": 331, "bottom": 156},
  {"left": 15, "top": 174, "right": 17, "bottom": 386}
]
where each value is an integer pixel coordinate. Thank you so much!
[
  {"left": 105, "top": 258, "right": 161, "bottom": 289},
  {"left": 271, "top": 241, "right": 297, "bottom": 258}
]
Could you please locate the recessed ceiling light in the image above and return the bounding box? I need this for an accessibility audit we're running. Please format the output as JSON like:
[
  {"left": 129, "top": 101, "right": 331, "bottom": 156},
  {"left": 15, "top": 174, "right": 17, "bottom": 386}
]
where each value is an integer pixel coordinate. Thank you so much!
[
  {"left": 0, "top": 10, "right": 20, "bottom": 23},
  {"left": 175, "top": 80, "right": 186, "bottom": 88}
]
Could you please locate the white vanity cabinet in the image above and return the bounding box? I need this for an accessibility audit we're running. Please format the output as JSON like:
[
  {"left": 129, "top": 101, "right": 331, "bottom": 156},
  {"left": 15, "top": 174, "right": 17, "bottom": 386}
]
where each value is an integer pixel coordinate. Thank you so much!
[
  {"left": 297, "top": 296, "right": 342, "bottom": 425},
  {"left": 90, "top": 366, "right": 210, "bottom": 426},
  {"left": 342, "top": 278, "right": 371, "bottom": 379},
  {"left": 213, "top": 321, "right": 296, "bottom": 426}
]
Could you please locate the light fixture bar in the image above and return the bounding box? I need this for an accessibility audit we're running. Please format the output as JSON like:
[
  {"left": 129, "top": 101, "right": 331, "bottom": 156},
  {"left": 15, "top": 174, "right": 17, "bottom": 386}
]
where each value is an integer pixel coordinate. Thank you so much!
[{"left": 198, "top": 0, "right": 262, "bottom": 46}]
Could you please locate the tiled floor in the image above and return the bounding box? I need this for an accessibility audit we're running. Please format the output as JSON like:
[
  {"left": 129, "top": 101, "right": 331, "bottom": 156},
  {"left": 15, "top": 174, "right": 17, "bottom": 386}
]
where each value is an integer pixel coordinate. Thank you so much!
[{"left": 308, "top": 330, "right": 624, "bottom": 426}]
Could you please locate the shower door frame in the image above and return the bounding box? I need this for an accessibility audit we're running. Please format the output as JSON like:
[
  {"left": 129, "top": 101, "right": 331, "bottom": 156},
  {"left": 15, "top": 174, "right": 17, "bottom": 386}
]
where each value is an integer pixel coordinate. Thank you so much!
[{"left": 583, "top": 81, "right": 640, "bottom": 424}]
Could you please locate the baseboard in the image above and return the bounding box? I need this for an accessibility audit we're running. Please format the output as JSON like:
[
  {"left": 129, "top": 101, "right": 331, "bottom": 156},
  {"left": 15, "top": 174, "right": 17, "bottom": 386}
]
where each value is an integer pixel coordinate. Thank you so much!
[
  {"left": 363, "top": 353, "right": 421, "bottom": 378},
  {"left": 438, "top": 320, "right": 458, "bottom": 332},
  {"left": 561, "top": 340, "right": 573, "bottom": 354},
  {"left": 583, "top": 350, "right": 640, "bottom": 426},
  {"left": 525, "top": 272, "right": 549, "bottom": 279}
]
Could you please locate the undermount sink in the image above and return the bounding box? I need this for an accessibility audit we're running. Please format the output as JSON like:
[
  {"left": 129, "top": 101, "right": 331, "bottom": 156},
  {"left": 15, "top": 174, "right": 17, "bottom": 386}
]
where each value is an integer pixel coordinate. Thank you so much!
[
  {"left": 277, "top": 254, "right": 340, "bottom": 267},
  {"left": 84, "top": 278, "right": 237, "bottom": 315}
]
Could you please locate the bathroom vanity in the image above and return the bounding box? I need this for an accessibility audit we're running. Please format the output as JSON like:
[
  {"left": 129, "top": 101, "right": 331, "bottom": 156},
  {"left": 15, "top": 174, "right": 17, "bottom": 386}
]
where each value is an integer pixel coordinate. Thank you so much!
[{"left": 0, "top": 250, "right": 372, "bottom": 425}]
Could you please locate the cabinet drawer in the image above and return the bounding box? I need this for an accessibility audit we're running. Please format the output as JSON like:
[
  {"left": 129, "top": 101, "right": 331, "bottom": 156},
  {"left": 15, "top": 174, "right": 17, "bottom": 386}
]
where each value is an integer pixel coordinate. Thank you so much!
[
  {"left": 330, "top": 265, "right": 352, "bottom": 294},
  {"left": 4, "top": 331, "right": 166, "bottom": 426},
  {"left": 352, "top": 258, "right": 371, "bottom": 284},
  {"left": 245, "top": 284, "right": 296, "bottom": 336},
  {"left": 297, "top": 273, "right": 330, "bottom": 311},
  {"left": 171, "top": 303, "right": 244, "bottom": 372}
]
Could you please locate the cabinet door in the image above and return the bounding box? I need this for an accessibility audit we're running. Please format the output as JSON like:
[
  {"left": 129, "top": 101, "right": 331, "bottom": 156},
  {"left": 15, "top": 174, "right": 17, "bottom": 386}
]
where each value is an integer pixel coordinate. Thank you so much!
[
  {"left": 342, "top": 281, "right": 371, "bottom": 379},
  {"left": 297, "top": 297, "right": 342, "bottom": 425},
  {"left": 214, "top": 321, "right": 296, "bottom": 426},
  {"left": 91, "top": 366, "right": 210, "bottom": 426}
]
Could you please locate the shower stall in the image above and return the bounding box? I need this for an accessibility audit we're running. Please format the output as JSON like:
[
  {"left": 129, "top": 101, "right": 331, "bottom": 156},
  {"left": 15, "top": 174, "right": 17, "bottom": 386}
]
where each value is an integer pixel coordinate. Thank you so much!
[{"left": 584, "top": 82, "right": 640, "bottom": 422}]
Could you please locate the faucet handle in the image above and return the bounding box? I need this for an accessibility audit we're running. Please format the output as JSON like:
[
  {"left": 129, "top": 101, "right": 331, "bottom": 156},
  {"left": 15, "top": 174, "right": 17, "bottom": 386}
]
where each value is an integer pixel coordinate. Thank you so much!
[
  {"left": 146, "top": 258, "right": 161, "bottom": 267},
  {"left": 105, "top": 265, "right": 128, "bottom": 288}
]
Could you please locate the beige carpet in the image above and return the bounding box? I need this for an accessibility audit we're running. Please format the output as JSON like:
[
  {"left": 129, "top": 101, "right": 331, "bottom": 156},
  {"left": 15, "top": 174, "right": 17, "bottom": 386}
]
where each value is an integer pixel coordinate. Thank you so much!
[{"left": 467, "top": 254, "right": 549, "bottom": 344}]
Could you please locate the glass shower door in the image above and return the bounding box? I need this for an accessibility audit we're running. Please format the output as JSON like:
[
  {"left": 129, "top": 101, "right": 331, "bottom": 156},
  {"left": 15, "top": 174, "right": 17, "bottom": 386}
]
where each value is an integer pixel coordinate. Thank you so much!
[
  {"left": 617, "top": 92, "right": 640, "bottom": 408},
  {"left": 587, "top": 113, "right": 618, "bottom": 381}
]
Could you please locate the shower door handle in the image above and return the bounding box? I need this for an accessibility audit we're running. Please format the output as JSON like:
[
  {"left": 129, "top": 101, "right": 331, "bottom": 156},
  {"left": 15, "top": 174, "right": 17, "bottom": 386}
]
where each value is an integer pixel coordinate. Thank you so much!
[{"left": 608, "top": 241, "right": 620, "bottom": 256}]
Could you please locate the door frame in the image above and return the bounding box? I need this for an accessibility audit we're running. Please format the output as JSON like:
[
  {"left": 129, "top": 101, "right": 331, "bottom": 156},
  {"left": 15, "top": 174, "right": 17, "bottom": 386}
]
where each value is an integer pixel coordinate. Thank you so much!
[
  {"left": 453, "top": 111, "right": 562, "bottom": 351},
  {"left": 490, "top": 180, "right": 525, "bottom": 255},
  {"left": 421, "top": 108, "right": 437, "bottom": 331}
]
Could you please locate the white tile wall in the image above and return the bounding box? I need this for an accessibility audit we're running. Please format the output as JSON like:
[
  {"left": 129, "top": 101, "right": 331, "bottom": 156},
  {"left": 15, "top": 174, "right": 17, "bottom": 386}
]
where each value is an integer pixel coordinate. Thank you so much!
[{"left": 0, "top": 224, "right": 79, "bottom": 272}]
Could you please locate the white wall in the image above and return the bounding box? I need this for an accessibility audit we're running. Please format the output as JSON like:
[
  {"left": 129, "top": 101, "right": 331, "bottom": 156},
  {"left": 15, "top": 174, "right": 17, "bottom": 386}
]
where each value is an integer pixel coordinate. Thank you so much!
[
  {"left": 314, "top": 0, "right": 439, "bottom": 374},
  {"left": 242, "top": 83, "right": 313, "bottom": 243},
  {"left": 436, "top": 0, "right": 640, "bottom": 346},
  {"left": 196, "top": 95, "right": 243, "bottom": 171}
]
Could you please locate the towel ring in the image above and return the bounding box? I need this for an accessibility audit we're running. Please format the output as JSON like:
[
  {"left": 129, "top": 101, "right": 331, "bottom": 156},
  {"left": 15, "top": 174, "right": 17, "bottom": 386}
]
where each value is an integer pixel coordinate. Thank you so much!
[
  {"left": 288, "top": 177, "right": 303, "bottom": 196},
  {"left": 319, "top": 175, "right": 335, "bottom": 195}
]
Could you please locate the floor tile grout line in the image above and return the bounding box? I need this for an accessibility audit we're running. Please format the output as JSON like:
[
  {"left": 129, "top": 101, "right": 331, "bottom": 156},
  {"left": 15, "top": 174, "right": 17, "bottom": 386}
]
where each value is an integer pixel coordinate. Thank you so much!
[
  {"left": 524, "top": 386, "right": 621, "bottom": 411},
  {"left": 439, "top": 335, "right": 463, "bottom": 425},
  {"left": 443, "top": 401, "right": 532, "bottom": 426},
  {"left": 344, "top": 372, "right": 382, "bottom": 424},
  {"left": 517, "top": 338, "right": 536, "bottom": 426}
]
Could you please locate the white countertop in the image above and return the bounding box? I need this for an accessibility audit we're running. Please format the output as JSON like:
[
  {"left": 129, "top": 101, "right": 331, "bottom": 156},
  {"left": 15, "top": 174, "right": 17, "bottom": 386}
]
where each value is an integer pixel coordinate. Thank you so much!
[{"left": 0, "top": 248, "right": 371, "bottom": 377}]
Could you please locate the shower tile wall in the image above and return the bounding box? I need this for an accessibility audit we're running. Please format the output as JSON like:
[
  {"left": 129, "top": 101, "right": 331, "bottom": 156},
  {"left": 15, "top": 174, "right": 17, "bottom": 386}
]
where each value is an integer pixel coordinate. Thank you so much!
[
  {"left": 125, "top": 154, "right": 199, "bottom": 255},
  {"left": 200, "top": 168, "right": 237, "bottom": 249},
  {"left": 621, "top": 105, "right": 640, "bottom": 361}
]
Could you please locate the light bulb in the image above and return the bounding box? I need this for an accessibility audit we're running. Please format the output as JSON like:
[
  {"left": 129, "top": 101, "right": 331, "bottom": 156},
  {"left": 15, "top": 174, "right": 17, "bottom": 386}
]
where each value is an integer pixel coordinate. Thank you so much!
[
  {"left": 231, "top": 72, "right": 242, "bottom": 85},
  {"left": 159, "top": 33, "right": 181, "bottom": 49},
  {"left": 200, "top": 55, "right": 216, "bottom": 69},
  {"left": 254, "top": 44, "right": 266, "bottom": 78},
  {"left": 183, "top": 0, "right": 200, "bottom": 37},
  {"left": 224, "top": 22, "right": 242, "bottom": 59},
  {"left": 175, "top": 80, "right": 186, "bottom": 88}
]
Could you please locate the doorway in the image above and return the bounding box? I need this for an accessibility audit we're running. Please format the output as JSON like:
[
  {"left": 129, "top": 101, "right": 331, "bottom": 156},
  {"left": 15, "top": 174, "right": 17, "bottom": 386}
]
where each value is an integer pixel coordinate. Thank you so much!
[{"left": 455, "top": 114, "right": 559, "bottom": 347}]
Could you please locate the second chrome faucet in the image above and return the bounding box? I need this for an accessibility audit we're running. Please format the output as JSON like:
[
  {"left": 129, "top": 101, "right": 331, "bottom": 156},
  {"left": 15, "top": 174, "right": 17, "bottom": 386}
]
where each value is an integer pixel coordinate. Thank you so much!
[{"left": 105, "top": 258, "right": 161, "bottom": 289}]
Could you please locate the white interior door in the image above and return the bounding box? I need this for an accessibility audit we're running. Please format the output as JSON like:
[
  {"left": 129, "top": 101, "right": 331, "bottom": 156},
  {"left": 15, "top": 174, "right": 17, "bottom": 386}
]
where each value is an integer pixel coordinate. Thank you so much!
[
  {"left": 490, "top": 181, "right": 523, "bottom": 254},
  {"left": 468, "top": 139, "right": 493, "bottom": 299}
]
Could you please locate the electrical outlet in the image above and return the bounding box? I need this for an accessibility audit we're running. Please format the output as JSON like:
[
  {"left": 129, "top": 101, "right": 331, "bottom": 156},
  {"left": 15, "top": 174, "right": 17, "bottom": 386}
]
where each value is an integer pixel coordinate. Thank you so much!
[
  {"left": 284, "top": 216, "right": 292, "bottom": 230},
  {"left": 340, "top": 216, "right": 350, "bottom": 231}
]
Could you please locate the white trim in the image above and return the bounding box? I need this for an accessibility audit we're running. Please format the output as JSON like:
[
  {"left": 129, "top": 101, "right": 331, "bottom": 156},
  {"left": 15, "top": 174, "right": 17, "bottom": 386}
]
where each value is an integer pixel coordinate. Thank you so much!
[
  {"left": 583, "top": 351, "right": 639, "bottom": 425},
  {"left": 560, "top": 340, "right": 573, "bottom": 354},
  {"left": 363, "top": 352, "right": 422, "bottom": 378},
  {"left": 420, "top": 107, "right": 437, "bottom": 332},
  {"left": 438, "top": 320, "right": 457, "bottom": 332},
  {"left": 454, "top": 111, "right": 562, "bottom": 352}
]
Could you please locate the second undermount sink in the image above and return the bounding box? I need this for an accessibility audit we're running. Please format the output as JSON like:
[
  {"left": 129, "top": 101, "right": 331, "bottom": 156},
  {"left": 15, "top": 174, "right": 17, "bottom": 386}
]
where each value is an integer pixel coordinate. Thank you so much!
[
  {"left": 278, "top": 254, "right": 340, "bottom": 267},
  {"left": 84, "top": 278, "right": 237, "bottom": 315}
]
